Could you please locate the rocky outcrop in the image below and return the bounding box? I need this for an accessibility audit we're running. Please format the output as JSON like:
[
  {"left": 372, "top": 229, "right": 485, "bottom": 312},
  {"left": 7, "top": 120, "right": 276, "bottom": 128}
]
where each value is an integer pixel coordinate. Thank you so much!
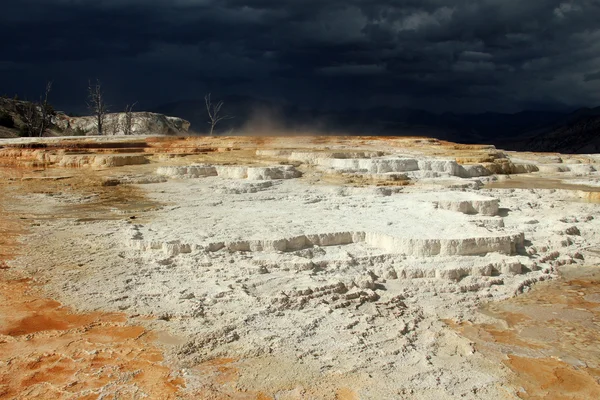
[
  {"left": 0, "top": 97, "right": 190, "bottom": 137},
  {"left": 0, "top": 97, "right": 58, "bottom": 137},
  {"left": 53, "top": 112, "right": 190, "bottom": 136}
]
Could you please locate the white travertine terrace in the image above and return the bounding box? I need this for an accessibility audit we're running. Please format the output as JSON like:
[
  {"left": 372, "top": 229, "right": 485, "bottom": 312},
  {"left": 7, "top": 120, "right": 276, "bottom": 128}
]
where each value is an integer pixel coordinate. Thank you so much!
[
  {"left": 5, "top": 136, "right": 600, "bottom": 399},
  {"left": 156, "top": 164, "right": 302, "bottom": 180}
]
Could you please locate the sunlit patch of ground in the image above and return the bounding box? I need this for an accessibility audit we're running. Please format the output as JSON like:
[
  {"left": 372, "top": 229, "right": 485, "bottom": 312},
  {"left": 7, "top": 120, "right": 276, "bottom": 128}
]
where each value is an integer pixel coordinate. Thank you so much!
[
  {"left": 0, "top": 170, "right": 188, "bottom": 399},
  {"left": 0, "top": 275, "right": 186, "bottom": 399}
]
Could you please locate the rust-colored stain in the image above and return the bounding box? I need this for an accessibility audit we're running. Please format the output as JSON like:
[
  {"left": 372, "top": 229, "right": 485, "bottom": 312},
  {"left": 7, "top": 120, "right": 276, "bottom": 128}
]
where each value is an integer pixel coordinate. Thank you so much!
[
  {"left": 448, "top": 266, "right": 600, "bottom": 399},
  {"left": 0, "top": 170, "right": 185, "bottom": 399},
  {"left": 0, "top": 275, "right": 185, "bottom": 399},
  {"left": 190, "top": 358, "right": 264, "bottom": 399},
  {"left": 197, "top": 357, "right": 240, "bottom": 385},
  {"left": 335, "top": 388, "right": 359, "bottom": 400},
  {"left": 506, "top": 355, "right": 600, "bottom": 400}
]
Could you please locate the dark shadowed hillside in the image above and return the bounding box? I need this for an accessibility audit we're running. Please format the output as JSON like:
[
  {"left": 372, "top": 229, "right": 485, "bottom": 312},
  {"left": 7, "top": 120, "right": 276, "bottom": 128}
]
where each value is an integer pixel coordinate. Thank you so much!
[{"left": 500, "top": 107, "right": 600, "bottom": 153}]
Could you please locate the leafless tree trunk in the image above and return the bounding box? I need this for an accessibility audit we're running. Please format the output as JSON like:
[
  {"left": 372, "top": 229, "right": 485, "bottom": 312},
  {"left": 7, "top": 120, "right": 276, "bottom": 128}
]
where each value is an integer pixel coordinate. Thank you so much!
[
  {"left": 87, "top": 79, "right": 108, "bottom": 135},
  {"left": 205, "top": 93, "right": 231, "bottom": 135},
  {"left": 21, "top": 101, "right": 39, "bottom": 137},
  {"left": 38, "top": 81, "right": 52, "bottom": 137},
  {"left": 123, "top": 102, "right": 137, "bottom": 135},
  {"left": 20, "top": 81, "right": 53, "bottom": 137},
  {"left": 109, "top": 117, "right": 120, "bottom": 136}
]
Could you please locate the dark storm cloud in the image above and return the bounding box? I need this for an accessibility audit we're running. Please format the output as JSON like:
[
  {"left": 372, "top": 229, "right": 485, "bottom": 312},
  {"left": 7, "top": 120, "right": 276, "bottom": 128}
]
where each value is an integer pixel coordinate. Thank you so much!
[
  {"left": 584, "top": 71, "right": 600, "bottom": 82},
  {"left": 2, "top": 0, "right": 600, "bottom": 112}
]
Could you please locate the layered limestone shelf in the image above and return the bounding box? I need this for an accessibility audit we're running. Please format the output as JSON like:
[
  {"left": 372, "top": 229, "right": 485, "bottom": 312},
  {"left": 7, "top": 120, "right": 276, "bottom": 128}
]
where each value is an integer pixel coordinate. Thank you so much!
[
  {"left": 57, "top": 154, "right": 149, "bottom": 168},
  {"left": 130, "top": 185, "right": 507, "bottom": 243},
  {"left": 130, "top": 230, "right": 524, "bottom": 258},
  {"left": 365, "top": 231, "right": 523, "bottom": 256},
  {"left": 393, "top": 259, "right": 525, "bottom": 281},
  {"left": 0, "top": 148, "right": 149, "bottom": 168},
  {"left": 246, "top": 249, "right": 529, "bottom": 282},
  {"left": 125, "top": 176, "right": 523, "bottom": 282},
  {"left": 256, "top": 149, "right": 538, "bottom": 178},
  {"left": 156, "top": 164, "right": 302, "bottom": 180},
  {"left": 407, "top": 191, "right": 500, "bottom": 216}
]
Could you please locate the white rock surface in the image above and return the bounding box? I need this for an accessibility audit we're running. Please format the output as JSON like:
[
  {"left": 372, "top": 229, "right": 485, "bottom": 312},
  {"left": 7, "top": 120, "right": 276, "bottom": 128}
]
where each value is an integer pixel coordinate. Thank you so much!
[
  {"left": 8, "top": 142, "right": 600, "bottom": 399},
  {"left": 156, "top": 164, "right": 301, "bottom": 180}
]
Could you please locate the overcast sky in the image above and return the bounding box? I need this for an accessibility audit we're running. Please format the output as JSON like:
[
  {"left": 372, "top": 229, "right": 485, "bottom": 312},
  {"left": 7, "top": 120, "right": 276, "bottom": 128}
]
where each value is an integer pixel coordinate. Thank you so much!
[{"left": 1, "top": 0, "right": 600, "bottom": 113}]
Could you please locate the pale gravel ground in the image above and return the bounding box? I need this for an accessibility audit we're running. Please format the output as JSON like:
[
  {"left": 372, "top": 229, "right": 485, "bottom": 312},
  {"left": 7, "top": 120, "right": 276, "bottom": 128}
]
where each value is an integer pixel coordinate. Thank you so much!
[{"left": 7, "top": 147, "right": 600, "bottom": 399}]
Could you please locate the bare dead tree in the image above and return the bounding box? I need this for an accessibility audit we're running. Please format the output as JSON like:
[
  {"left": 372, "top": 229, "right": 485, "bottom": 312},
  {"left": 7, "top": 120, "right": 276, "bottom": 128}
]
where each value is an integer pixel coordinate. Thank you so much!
[
  {"left": 87, "top": 79, "right": 108, "bottom": 135},
  {"left": 123, "top": 102, "right": 137, "bottom": 135},
  {"left": 109, "top": 117, "right": 120, "bottom": 136},
  {"left": 38, "top": 81, "right": 53, "bottom": 137},
  {"left": 19, "top": 81, "right": 53, "bottom": 137},
  {"left": 205, "top": 93, "right": 231, "bottom": 135},
  {"left": 21, "top": 101, "right": 39, "bottom": 137}
]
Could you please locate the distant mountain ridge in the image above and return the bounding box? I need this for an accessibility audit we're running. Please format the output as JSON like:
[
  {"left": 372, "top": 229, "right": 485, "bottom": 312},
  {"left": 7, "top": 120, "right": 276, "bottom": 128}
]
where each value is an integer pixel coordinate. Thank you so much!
[{"left": 498, "top": 107, "right": 600, "bottom": 153}]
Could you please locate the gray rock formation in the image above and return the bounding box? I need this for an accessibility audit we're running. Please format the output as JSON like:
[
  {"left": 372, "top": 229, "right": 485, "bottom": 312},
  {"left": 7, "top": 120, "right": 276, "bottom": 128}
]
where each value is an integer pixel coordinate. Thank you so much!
[{"left": 53, "top": 112, "right": 190, "bottom": 136}]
